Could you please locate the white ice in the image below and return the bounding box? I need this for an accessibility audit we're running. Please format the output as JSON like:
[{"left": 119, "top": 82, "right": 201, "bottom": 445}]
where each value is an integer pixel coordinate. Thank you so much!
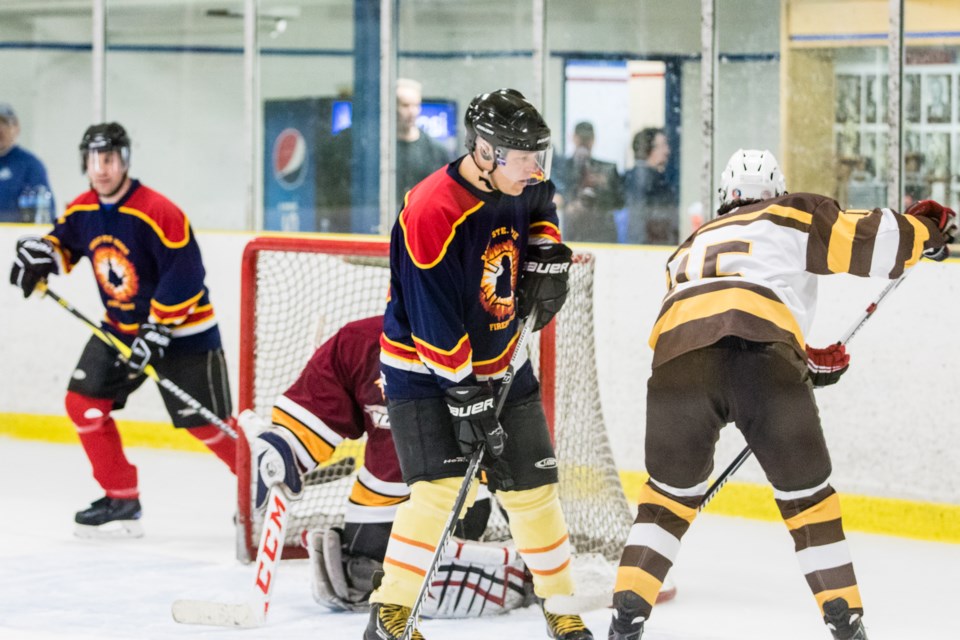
[{"left": 1, "top": 437, "right": 956, "bottom": 640}]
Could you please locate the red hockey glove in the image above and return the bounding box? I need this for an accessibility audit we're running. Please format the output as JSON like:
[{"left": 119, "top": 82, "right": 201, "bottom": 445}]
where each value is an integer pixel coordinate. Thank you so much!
[
  {"left": 805, "top": 343, "right": 850, "bottom": 388},
  {"left": 905, "top": 200, "right": 957, "bottom": 261}
]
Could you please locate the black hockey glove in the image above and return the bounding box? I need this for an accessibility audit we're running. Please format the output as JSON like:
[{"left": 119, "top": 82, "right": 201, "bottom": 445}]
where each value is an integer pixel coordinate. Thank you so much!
[
  {"left": 126, "top": 322, "right": 172, "bottom": 374},
  {"left": 517, "top": 242, "right": 573, "bottom": 332},
  {"left": 9, "top": 236, "right": 58, "bottom": 298},
  {"left": 905, "top": 199, "right": 957, "bottom": 261},
  {"left": 445, "top": 385, "right": 506, "bottom": 459}
]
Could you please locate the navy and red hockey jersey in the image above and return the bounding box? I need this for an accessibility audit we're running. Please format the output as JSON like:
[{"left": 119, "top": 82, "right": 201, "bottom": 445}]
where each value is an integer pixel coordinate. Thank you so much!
[
  {"left": 380, "top": 158, "right": 562, "bottom": 400},
  {"left": 44, "top": 180, "right": 220, "bottom": 353}
]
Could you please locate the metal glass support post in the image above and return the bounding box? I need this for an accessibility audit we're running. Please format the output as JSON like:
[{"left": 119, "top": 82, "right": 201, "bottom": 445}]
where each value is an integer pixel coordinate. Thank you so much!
[
  {"left": 92, "top": 0, "right": 105, "bottom": 121},
  {"left": 887, "top": 0, "right": 904, "bottom": 211},
  {"left": 379, "top": 0, "right": 398, "bottom": 234},
  {"left": 700, "top": 0, "right": 716, "bottom": 219},
  {"left": 244, "top": 0, "right": 261, "bottom": 231}
]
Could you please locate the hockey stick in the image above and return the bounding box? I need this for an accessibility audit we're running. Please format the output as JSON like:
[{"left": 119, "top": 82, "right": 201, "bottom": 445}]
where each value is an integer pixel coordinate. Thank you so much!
[
  {"left": 172, "top": 484, "right": 292, "bottom": 627},
  {"left": 36, "top": 282, "right": 238, "bottom": 440},
  {"left": 400, "top": 313, "right": 537, "bottom": 640},
  {"left": 698, "top": 272, "right": 910, "bottom": 512}
]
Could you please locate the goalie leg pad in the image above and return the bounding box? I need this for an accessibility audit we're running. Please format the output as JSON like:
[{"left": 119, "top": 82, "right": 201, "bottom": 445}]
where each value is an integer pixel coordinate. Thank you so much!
[{"left": 305, "top": 528, "right": 380, "bottom": 612}]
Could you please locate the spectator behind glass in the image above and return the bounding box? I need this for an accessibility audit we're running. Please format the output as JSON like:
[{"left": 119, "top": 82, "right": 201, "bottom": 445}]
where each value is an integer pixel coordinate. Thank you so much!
[
  {"left": 556, "top": 121, "right": 624, "bottom": 243},
  {"left": 624, "top": 127, "right": 678, "bottom": 244},
  {"left": 395, "top": 78, "right": 452, "bottom": 205},
  {"left": 0, "top": 103, "right": 56, "bottom": 223}
]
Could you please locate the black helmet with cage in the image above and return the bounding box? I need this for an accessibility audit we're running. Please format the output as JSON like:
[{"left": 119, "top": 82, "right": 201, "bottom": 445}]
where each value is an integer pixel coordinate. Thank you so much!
[
  {"left": 464, "top": 88, "right": 552, "bottom": 185},
  {"left": 79, "top": 122, "right": 131, "bottom": 173}
]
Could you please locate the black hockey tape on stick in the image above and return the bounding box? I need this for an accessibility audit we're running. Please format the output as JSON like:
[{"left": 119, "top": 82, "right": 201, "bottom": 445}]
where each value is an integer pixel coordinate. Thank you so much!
[
  {"left": 699, "top": 271, "right": 911, "bottom": 512},
  {"left": 36, "top": 282, "right": 239, "bottom": 440},
  {"left": 399, "top": 311, "right": 537, "bottom": 640}
]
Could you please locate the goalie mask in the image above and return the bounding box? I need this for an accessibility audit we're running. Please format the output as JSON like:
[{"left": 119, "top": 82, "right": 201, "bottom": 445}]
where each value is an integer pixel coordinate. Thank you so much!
[
  {"left": 80, "top": 122, "right": 131, "bottom": 174},
  {"left": 465, "top": 88, "right": 552, "bottom": 185},
  {"left": 718, "top": 148, "right": 786, "bottom": 205}
]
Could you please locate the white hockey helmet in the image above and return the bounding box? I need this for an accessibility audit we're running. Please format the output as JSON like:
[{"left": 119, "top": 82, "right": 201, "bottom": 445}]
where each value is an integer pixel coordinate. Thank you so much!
[{"left": 718, "top": 149, "right": 786, "bottom": 205}]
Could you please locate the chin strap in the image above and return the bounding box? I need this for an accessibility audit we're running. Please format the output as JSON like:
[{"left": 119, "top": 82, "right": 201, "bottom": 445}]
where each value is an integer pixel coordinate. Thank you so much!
[{"left": 471, "top": 150, "right": 501, "bottom": 193}]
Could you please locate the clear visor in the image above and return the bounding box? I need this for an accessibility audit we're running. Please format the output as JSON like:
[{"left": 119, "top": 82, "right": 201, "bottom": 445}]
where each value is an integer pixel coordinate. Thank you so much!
[
  {"left": 84, "top": 147, "right": 129, "bottom": 173},
  {"left": 495, "top": 146, "right": 552, "bottom": 185}
]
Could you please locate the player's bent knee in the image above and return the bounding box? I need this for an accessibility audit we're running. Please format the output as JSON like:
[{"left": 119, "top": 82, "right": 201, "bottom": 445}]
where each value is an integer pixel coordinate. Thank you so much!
[{"left": 65, "top": 391, "right": 113, "bottom": 430}]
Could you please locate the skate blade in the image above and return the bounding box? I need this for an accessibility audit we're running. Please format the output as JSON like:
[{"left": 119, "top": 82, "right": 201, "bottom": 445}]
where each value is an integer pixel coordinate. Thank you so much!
[{"left": 74, "top": 519, "right": 144, "bottom": 539}]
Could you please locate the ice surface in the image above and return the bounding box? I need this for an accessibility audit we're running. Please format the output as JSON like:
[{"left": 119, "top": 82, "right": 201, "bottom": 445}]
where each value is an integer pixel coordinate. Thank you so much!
[{"left": 1, "top": 437, "right": 956, "bottom": 639}]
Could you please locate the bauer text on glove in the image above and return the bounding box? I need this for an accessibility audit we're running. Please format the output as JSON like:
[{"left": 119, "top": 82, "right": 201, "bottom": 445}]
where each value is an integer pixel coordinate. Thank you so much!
[
  {"left": 445, "top": 385, "right": 506, "bottom": 459},
  {"left": 517, "top": 242, "right": 572, "bottom": 332}
]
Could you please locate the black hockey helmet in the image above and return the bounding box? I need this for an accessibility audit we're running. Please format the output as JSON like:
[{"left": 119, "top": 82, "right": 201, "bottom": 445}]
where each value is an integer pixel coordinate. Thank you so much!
[
  {"left": 464, "top": 89, "right": 552, "bottom": 184},
  {"left": 80, "top": 122, "right": 131, "bottom": 172}
]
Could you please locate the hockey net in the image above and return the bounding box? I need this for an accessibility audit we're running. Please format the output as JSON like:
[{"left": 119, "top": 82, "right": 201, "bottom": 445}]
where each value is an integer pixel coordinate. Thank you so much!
[{"left": 236, "top": 236, "right": 632, "bottom": 564}]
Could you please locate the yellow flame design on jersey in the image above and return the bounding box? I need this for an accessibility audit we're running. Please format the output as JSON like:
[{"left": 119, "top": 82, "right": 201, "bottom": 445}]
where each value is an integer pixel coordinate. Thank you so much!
[
  {"left": 93, "top": 245, "right": 139, "bottom": 302},
  {"left": 479, "top": 238, "right": 518, "bottom": 321}
]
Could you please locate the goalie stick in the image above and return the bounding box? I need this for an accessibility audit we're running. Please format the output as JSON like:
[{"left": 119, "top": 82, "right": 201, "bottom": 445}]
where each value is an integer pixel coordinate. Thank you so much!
[
  {"left": 546, "top": 272, "right": 911, "bottom": 616},
  {"left": 36, "top": 282, "right": 238, "bottom": 440},
  {"left": 400, "top": 313, "right": 537, "bottom": 640},
  {"left": 172, "top": 485, "right": 292, "bottom": 627}
]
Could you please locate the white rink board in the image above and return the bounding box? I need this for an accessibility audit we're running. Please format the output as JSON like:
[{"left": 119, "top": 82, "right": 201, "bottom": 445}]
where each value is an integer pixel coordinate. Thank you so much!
[{"left": 1, "top": 224, "right": 958, "bottom": 505}]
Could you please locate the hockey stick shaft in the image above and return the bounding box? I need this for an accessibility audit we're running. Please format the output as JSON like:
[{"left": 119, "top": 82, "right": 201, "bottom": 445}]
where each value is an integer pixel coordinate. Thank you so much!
[
  {"left": 699, "top": 272, "right": 910, "bottom": 511},
  {"left": 37, "top": 282, "right": 238, "bottom": 440},
  {"left": 401, "top": 313, "right": 537, "bottom": 640}
]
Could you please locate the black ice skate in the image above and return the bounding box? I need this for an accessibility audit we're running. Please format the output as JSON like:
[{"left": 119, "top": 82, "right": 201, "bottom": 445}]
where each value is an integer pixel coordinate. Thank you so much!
[
  {"left": 364, "top": 602, "right": 425, "bottom": 640},
  {"left": 823, "top": 597, "right": 868, "bottom": 640},
  {"left": 608, "top": 591, "right": 646, "bottom": 640},
  {"left": 543, "top": 603, "right": 594, "bottom": 639},
  {"left": 74, "top": 496, "right": 143, "bottom": 538}
]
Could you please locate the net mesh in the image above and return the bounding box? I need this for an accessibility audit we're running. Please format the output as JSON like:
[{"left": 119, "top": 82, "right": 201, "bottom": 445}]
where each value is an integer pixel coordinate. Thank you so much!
[{"left": 240, "top": 239, "right": 632, "bottom": 563}]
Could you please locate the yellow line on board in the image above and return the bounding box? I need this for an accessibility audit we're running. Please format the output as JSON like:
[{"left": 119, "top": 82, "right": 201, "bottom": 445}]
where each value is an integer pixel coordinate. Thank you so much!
[
  {"left": 620, "top": 470, "right": 960, "bottom": 545},
  {"left": 3, "top": 413, "right": 956, "bottom": 543}
]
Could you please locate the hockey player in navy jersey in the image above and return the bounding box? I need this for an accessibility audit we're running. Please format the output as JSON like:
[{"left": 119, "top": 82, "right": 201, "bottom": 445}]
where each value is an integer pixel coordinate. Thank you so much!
[
  {"left": 607, "top": 149, "right": 957, "bottom": 640},
  {"left": 249, "top": 315, "right": 534, "bottom": 618},
  {"left": 363, "top": 88, "right": 589, "bottom": 640},
  {"left": 9, "top": 122, "right": 236, "bottom": 537}
]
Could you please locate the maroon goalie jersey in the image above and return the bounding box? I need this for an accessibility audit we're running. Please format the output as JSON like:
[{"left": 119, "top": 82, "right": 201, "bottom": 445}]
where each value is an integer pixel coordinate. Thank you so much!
[{"left": 270, "top": 315, "right": 408, "bottom": 524}]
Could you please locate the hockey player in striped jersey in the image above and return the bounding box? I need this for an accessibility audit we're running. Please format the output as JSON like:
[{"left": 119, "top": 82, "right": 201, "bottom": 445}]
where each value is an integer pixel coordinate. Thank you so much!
[
  {"left": 366, "top": 89, "right": 589, "bottom": 640},
  {"left": 8, "top": 123, "right": 236, "bottom": 537},
  {"left": 251, "top": 315, "right": 535, "bottom": 617},
  {"left": 607, "top": 149, "right": 956, "bottom": 640}
]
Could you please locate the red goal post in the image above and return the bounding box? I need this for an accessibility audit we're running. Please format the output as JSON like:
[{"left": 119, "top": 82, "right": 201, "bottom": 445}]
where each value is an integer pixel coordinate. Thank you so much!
[{"left": 236, "top": 235, "right": 631, "bottom": 564}]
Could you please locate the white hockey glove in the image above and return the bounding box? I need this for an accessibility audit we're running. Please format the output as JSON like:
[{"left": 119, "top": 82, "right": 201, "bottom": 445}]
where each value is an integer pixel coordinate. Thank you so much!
[{"left": 253, "top": 431, "right": 304, "bottom": 509}]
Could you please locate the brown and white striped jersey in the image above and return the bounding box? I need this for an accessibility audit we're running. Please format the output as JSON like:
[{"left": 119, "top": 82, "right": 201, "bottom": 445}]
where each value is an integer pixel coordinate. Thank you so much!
[{"left": 649, "top": 192, "right": 943, "bottom": 368}]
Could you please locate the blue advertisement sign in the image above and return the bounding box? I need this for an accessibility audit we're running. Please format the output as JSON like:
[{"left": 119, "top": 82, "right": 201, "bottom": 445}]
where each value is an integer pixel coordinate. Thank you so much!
[{"left": 263, "top": 98, "right": 322, "bottom": 231}]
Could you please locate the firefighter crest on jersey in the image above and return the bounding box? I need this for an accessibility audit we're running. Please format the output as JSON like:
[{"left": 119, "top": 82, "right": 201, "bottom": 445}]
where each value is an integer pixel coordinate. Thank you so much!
[
  {"left": 91, "top": 235, "right": 139, "bottom": 305},
  {"left": 480, "top": 225, "right": 520, "bottom": 329}
]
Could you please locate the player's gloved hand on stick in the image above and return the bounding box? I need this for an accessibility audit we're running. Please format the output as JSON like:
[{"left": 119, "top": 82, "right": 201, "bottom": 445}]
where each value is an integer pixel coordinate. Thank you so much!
[
  {"left": 9, "top": 236, "right": 58, "bottom": 298},
  {"left": 126, "top": 322, "right": 172, "bottom": 374},
  {"left": 805, "top": 342, "right": 850, "bottom": 388},
  {"left": 905, "top": 199, "right": 957, "bottom": 261},
  {"left": 517, "top": 242, "right": 573, "bottom": 331},
  {"left": 446, "top": 385, "right": 506, "bottom": 459},
  {"left": 254, "top": 431, "right": 304, "bottom": 509}
]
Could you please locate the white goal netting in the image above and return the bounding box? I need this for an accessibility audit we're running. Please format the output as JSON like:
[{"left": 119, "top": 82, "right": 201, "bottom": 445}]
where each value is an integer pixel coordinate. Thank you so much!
[{"left": 237, "top": 237, "right": 632, "bottom": 564}]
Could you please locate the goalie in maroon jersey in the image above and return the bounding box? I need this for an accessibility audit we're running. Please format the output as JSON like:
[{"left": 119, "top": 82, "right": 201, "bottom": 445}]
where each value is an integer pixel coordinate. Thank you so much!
[
  {"left": 9, "top": 122, "right": 236, "bottom": 538},
  {"left": 248, "top": 314, "right": 535, "bottom": 617}
]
